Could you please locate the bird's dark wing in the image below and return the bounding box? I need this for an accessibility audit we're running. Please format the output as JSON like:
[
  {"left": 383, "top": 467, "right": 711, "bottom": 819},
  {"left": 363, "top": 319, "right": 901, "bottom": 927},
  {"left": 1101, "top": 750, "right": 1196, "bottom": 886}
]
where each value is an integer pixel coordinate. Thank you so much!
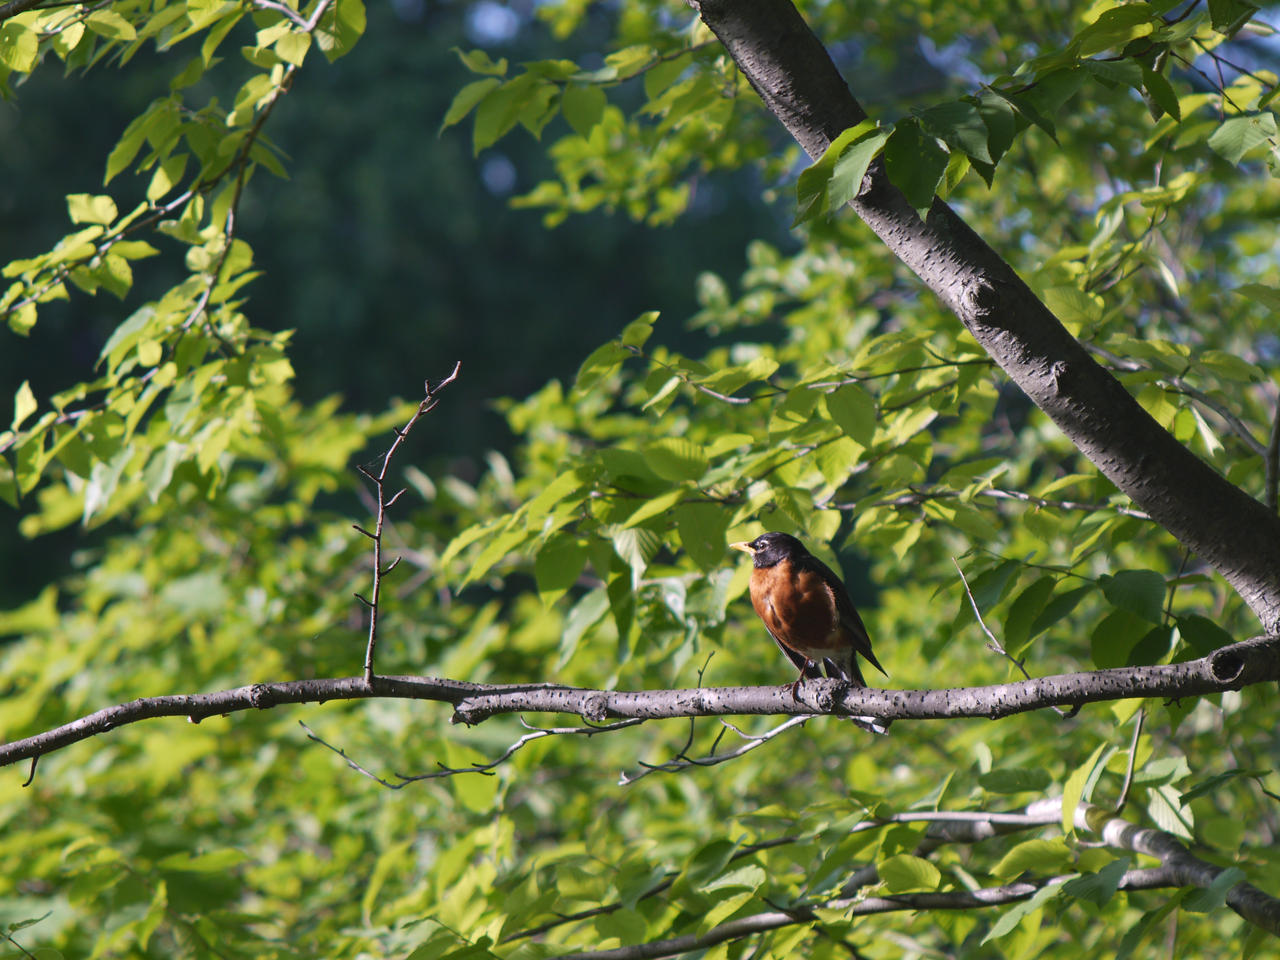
[
  {"left": 801, "top": 553, "right": 887, "bottom": 678},
  {"left": 771, "top": 631, "right": 823, "bottom": 679}
]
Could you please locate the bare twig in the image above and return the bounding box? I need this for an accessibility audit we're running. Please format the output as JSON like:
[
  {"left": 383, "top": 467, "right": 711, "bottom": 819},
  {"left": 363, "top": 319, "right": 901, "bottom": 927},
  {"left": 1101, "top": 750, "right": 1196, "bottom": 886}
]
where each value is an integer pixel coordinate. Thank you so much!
[
  {"left": 952, "top": 558, "right": 1074, "bottom": 718},
  {"left": 1115, "top": 709, "right": 1145, "bottom": 814},
  {"left": 864, "top": 485, "right": 1151, "bottom": 520},
  {"left": 2, "top": 636, "right": 1277, "bottom": 769},
  {"left": 1266, "top": 399, "right": 1280, "bottom": 512},
  {"left": 358, "top": 363, "right": 461, "bottom": 684},
  {"left": 302, "top": 714, "right": 645, "bottom": 788},
  {"left": 619, "top": 715, "right": 810, "bottom": 784}
]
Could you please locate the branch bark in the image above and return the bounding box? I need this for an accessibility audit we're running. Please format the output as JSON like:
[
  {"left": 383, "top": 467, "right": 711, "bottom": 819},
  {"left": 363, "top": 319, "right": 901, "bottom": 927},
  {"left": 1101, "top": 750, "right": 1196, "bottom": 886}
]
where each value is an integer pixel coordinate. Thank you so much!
[
  {"left": 688, "top": 0, "right": 1280, "bottom": 631},
  {"left": 553, "top": 795, "right": 1280, "bottom": 959},
  {"left": 3, "top": 635, "right": 1276, "bottom": 769}
]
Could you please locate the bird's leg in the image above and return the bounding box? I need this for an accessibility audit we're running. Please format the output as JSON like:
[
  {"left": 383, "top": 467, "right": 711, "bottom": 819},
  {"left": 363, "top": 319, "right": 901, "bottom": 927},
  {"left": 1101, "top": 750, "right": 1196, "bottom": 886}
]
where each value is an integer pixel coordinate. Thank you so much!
[{"left": 788, "top": 660, "right": 815, "bottom": 701}]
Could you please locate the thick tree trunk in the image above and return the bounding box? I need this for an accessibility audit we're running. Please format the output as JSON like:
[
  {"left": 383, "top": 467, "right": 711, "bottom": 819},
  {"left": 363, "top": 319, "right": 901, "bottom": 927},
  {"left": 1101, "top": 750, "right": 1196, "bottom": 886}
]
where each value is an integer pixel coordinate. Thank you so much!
[{"left": 691, "top": 0, "right": 1280, "bottom": 631}]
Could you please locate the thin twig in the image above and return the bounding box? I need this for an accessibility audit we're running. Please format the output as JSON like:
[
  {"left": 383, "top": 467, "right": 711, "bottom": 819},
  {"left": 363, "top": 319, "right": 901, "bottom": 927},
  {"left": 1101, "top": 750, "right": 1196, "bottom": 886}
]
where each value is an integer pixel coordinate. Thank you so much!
[
  {"left": 302, "top": 714, "right": 645, "bottom": 789},
  {"left": 360, "top": 362, "right": 461, "bottom": 684},
  {"left": 953, "top": 558, "right": 1075, "bottom": 718},
  {"left": 619, "top": 715, "right": 811, "bottom": 784},
  {"left": 864, "top": 486, "right": 1151, "bottom": 520},
  {"left": 1266, "top": 398, "right": 1280, "bottom": 512},
  {"left": 1115, "top": 709, "right": 1145, "bottom": 814}
]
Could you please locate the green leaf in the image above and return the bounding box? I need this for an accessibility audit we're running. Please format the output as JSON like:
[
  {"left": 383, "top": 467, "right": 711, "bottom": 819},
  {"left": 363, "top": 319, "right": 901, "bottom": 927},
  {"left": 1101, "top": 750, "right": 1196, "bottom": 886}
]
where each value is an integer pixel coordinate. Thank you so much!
[
  {"left": 979, "top": 767, "right": 1052, "bottom": 794},
  {"left": 1003, "top": 576, "right": 1056, "bottom": 656},
  {"left": 1183, "top": 867, "right": 1246, "bottom": 912},
  {"left": 1175, "top": 614, "right": 1234, "bottom": 657},
  {"left": 324, "top": 0, "right": 366, "bottom": 61},
  {"left": 914, "top": 100, "right": 991, "bottom": 163},
  {"left": 1236, "top": 282, "right": 1280, "bottom": 311},
  {"left": 156, "top": 849, "right": 248, "bottom": 872},
  {"left": 1073, "top": 4, "right": 1155, "bottom": 57},
  {"left": 1062, "top": 742, "right": 1108, "bottom": 833},
  {"left": 1208, "top": 114, "right": 1277, "bottom": 164},
  {"left": 991, "top": 839, "right": 1073, "bottom": 880},
  {"left": 558, "top": 587, "right": 609, "bottom": 668},
  {"left": 1125, "top": 623, "right": 1174, "bottom": 666},
  {"left": 878, "top": 854, "right": 941, "bottom": 893},
  {"left": 1141, "top": 67, "right": 1181, "bottom": 121},
  {"left": 575, "top": 341, "right": 629, "bottom": 392},
  {"left": 453, "top": 46, "right": 508, "bottom": 77},
  {"left": 1147, "top": 782, "right": 1194, "bottom": 839},
  {"left": 620, "top": 311, "right": 657, "bottom": 349},
  {"left": 0, "top": 21, "right": 38, "bottom": 72},
  {"left": 643, "top": 52, "right": 690, "bottom": 100},
  {"left": 623, "top": 487, "right": 684, "bottom": 528},
  {"left": 794, "top": 120, "right": 878, "bottom": 225},
  {"left": 525, "top": 467, "right": 591, "bottom": 522},
  {"left": 472, "top": 75, "right": 539, "bottom": 153},
  {"left": 977, "top": 90, "right": 1017, "bottom": 163},
  {"left": 676, "top": 501, "right": 730, "bottom": 572},
  {"left": 824, "top": 384, "right": 876, "bottom": 446},
  {"left": 534, "top": 535, "right": 587, "bottom": 605},
  {"left": 1090, "top": 609, "right": 1146, "bottom": 669},
  {"left": 1061, "top": 857, "right": 1130, "bottom": 906},
  {"left": 1029, "top": 584, "right": 1091, "bottom": 639},
  {"left": 441, "top": 78, "right": 501, "bottom": 133},
  {"left": 1100, "top": 569, "right": 1165, "bottom": 622},
  {"left": 1116, "top": 900, "right": 1180, "bottom": 958},
  {"left": 1180, "top": 769, "right": 1270, "bottom": 805},
  {"left": 11, "top": 380, "right": 36, "bottom": 431},
  {"left": 275, "top": 31, "right": 311, "bottom": 66},
  {"left": 827, "top": 130, "right": 890, "bottom": 210},
  {"left": 697, "top": 355, "right": 778, "bottom": 396},
  {"left": 883, "top": 119, "right": 948, "bottom": 209},
  {"left": 611, "top": 525, "right": 660, "bottom": 587},
  {"left": 85, "top": 9, "right": 138, "bottom": 41},
  {"left": 1207, "top": 0, "right": 1259, "bottom": 37},
  {"left": 981, "top": 879, "right": 1067, "bottom": 943},
  {"left": 561, "top": 83, "right": 607, "bottom": 137},
  {"left": 66, "top": 194, "right": 118, "bottom": 226},
  {"left": 1043, "top": 285, "right": 1103, "bottom": 326},
  {"left": 643, "top": 438, "right": 707, "bottom": 482}
]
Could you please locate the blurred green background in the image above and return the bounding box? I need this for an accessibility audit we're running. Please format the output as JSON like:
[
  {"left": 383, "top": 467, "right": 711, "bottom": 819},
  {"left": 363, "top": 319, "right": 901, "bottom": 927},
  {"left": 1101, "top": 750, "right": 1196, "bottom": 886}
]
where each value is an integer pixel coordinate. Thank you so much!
[{"left": 0, "top": 0, "right": 792, "bottom": 607}]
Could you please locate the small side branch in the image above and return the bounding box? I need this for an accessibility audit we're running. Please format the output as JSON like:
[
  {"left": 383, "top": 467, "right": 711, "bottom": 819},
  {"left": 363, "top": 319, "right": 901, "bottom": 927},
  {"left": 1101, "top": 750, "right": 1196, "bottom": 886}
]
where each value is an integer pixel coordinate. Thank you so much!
[
  {"left": 953, "top": 558, "right": 1076, "bottom": 718},
  {"left": 302, "top": 715, "right": 646, "bottom": 788},
  {"left": 619, "top": 715, "right": 810, "bottom": 784},
  {"left": 358, "top": 362, "right": 460, "bottom": 685}
]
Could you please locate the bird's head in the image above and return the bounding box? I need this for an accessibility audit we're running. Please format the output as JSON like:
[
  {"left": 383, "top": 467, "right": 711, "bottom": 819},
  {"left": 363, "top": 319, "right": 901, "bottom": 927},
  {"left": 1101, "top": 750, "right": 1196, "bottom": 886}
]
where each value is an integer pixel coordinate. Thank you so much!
[{"left": 730, "top": 531, "right": 807, "bottom": 568}]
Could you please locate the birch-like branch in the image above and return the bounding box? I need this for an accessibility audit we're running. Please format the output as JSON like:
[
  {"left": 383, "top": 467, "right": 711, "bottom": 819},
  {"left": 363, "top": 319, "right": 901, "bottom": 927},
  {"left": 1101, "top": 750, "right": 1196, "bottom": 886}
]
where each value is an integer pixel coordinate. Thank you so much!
[
  {"left": 552, "top": 796, "right": 1280, "bottom": 959},
  {"left": 2, "top": 636, "right": 1276, "bottom": 769}
]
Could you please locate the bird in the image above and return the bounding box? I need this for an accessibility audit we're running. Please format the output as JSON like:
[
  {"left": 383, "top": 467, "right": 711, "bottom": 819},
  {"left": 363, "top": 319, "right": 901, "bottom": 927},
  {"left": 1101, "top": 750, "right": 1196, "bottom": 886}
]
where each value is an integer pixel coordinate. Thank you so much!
[{"left": 730, "top": 532, "right": 888, "bottom": 731}]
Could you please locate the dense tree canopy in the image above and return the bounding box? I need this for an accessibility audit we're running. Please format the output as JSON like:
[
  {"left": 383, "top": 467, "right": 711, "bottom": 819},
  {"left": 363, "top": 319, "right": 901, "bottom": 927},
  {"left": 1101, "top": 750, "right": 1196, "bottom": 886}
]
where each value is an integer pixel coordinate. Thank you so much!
[{"left": 3, "top": 0, "right": 1280, "bottom": 957}]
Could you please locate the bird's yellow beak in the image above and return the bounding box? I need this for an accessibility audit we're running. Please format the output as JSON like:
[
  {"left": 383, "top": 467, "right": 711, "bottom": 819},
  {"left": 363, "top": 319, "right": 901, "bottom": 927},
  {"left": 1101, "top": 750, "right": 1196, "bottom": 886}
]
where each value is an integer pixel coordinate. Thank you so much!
[{"left": 729, "top": 541, "right": 754, "bottom": 555}]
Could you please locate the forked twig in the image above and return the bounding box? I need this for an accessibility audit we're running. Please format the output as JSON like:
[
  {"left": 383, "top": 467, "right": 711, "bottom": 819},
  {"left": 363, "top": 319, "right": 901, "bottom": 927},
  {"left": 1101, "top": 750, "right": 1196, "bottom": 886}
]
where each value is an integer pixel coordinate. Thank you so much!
[
  {"left": 953, "top": 558, "right": 1076, "bottom": 719},
  {"left": 301, "top": 716, "right": 645, "bottom": 789},
  {"left": 619, "top": 715, "right": 811, "bottom": 784},
  {"left": 357, "top": 362, "right": 461, "bottom": 684}
]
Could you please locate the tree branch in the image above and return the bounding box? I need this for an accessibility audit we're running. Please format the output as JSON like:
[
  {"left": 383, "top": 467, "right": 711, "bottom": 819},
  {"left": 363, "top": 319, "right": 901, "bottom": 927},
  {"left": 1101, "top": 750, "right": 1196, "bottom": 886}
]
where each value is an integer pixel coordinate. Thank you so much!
[
  {"left": 552, "top": 795, "right": 1280, "bottom": 958},
  {"left": 687, "top": 0, "right": 1280, "bottom": 631},
  {"left": 2, "top": 636, "right": 1276, "bottom": 770}
]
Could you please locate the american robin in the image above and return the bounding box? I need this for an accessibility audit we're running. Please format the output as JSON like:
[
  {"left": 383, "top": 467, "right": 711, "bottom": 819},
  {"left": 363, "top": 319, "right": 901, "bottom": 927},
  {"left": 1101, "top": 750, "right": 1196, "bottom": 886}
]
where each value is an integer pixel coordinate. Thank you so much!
[{"left": 730, "top": 532, "right": 887, "bottom": 713}]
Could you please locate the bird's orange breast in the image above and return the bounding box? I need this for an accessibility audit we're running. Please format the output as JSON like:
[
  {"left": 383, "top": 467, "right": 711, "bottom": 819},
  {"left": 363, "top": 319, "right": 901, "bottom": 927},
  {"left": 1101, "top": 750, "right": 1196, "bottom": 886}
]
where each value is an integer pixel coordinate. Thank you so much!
[{"left": 749, "top": 559, "right": 844, "bottom": 658}]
